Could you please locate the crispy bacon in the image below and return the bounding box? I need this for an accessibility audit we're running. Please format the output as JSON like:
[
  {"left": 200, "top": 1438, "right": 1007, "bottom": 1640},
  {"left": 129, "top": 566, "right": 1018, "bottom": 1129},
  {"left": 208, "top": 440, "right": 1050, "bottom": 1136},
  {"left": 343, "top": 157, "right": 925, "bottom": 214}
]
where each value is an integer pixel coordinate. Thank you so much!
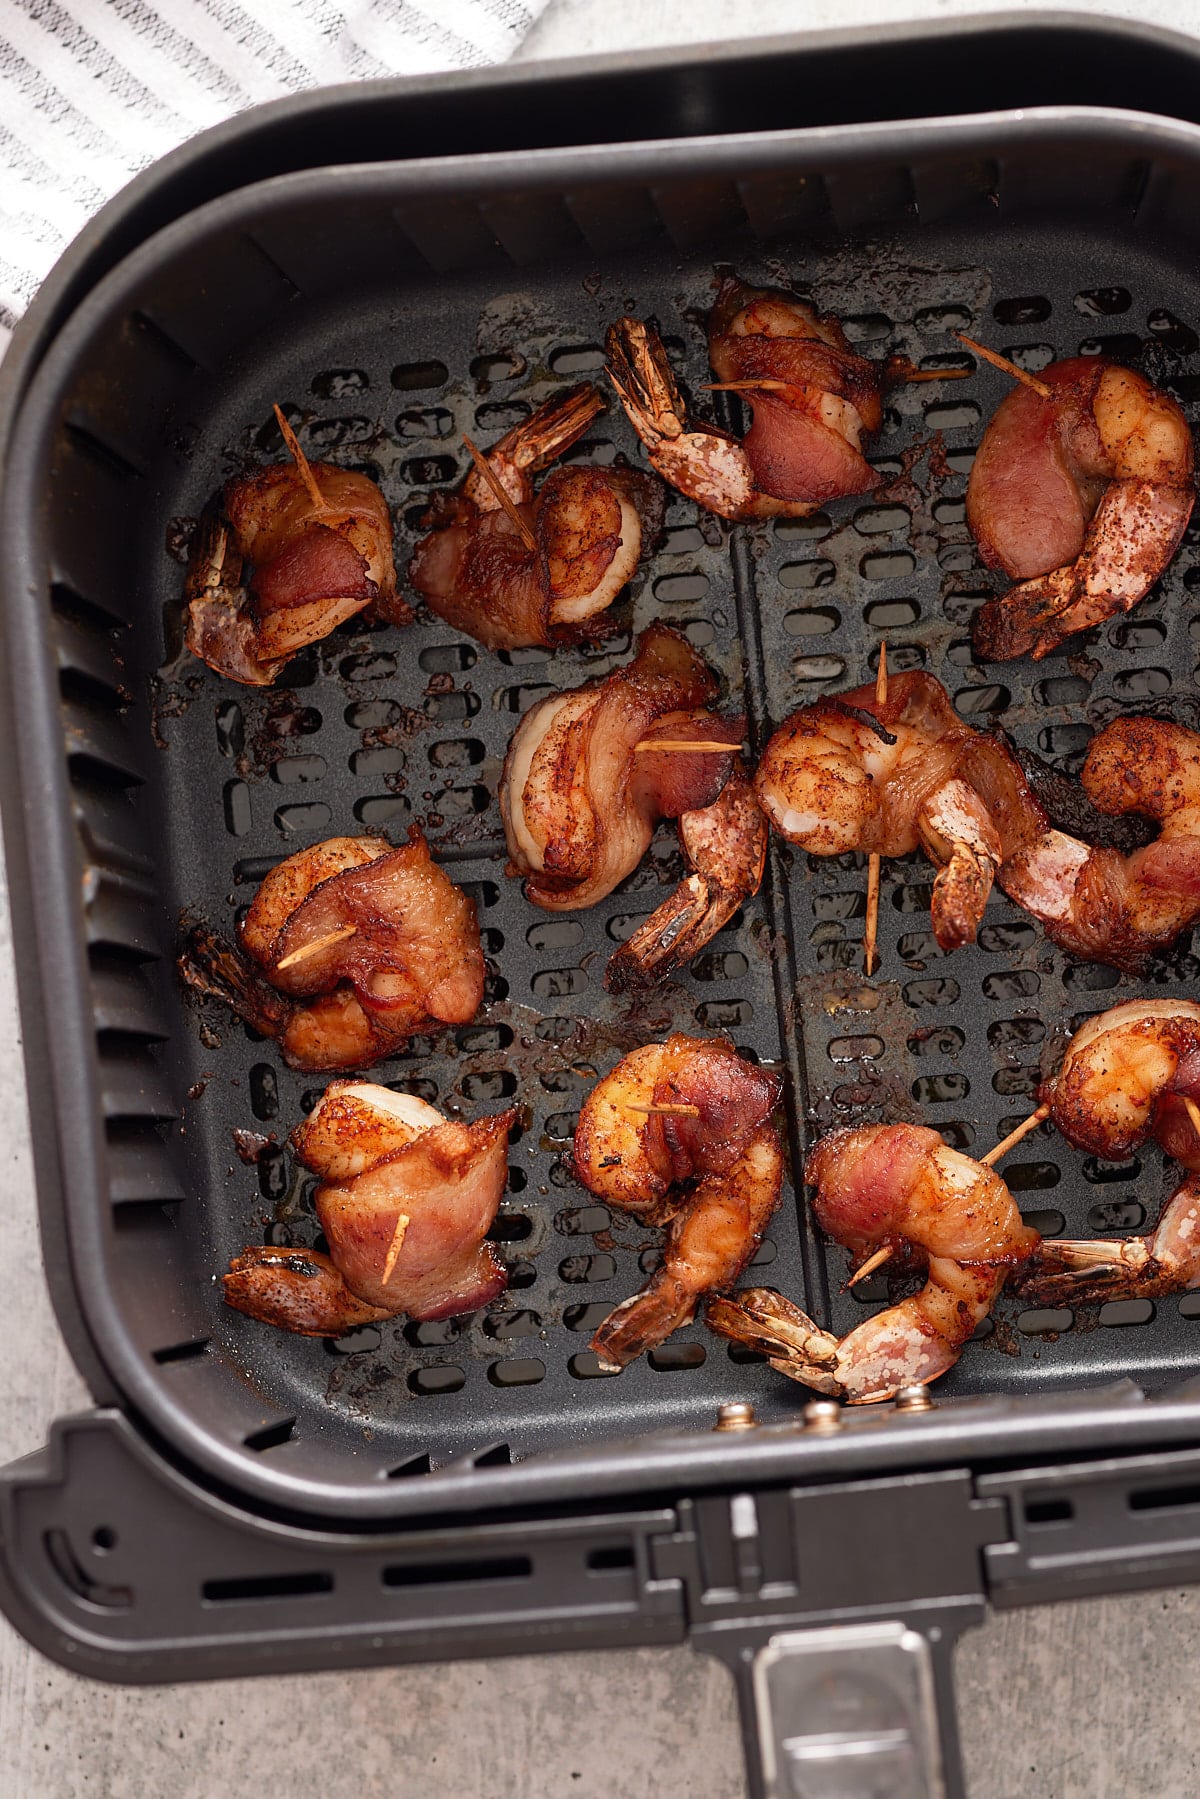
[
  {"left": 180, "top": 829, "right": 484, "bottom": 1071},
  {"left": 223, "top": 1084, "right": 513, "bottom": 1335},
  {"left": 185, "top": 460, "right": 401, "bottom": 685}
]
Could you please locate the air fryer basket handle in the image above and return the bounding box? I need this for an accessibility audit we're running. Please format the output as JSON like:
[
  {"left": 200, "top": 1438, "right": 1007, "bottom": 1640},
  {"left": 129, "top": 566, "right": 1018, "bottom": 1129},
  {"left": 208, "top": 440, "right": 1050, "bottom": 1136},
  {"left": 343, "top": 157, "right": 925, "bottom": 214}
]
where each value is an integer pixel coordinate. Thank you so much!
[{"left": 699, "top": 1616, "right": 972, "bottom": 1799}]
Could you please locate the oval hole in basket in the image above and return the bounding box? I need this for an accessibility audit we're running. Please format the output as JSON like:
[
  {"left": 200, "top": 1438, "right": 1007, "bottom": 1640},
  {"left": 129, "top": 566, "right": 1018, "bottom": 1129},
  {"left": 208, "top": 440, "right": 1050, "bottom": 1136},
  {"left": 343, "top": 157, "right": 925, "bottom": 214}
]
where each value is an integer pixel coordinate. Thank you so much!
[
  {"left": 904, "top": 978, "right": 960, "bottom": 1008},
  {"left": 814, "top": 890, "right": 865, "bottom": 922},
  {"left": 408, "top": 1365, "right": 465, "bottom": 1396},
  {"left": 1075, "top": 285, "right": 1132, "bottom": 317},
  {"left": 988, "top": 1017, "right": 1045, "bottom": 1048},
  {"left": 993, "top": 1067, "right": 1041, "bottom": 1098},
  {"left": 695, "top": 998, "right": 753, "bottom": 1028},
  {"left": 312, "top": 368, "right": 369, "bottom": 398},
  {"left": 1112, "top": 619, "right": 1167, "bottom": 651},
  {"left": 860, "top": 551, "right": 915, "bottom": 581},
  {"left": 401, "top": 453, "right": 457, "bottom": 486},
  {"left": 1005, "top": 1161, "right": 1060, "bottom": 1192},
  {"left": 556, "top": 1204, "right": 609, "bottom": 1236},
  {"left": 531, "top": 966, "right": 588, "bottom": 1000},
  {"left": 434, "top": 785, "right": 490, "bottom": 818},
  {"left": 979, "top": 921, "right": 1037, "bottom": 955},
  {"left": 223, "top": 780, "right": 251, "bottom": 836},
  {"left": 1017, "top": 1308, "right": 1073, "bottom": 1335},
  {"left": 341, "top": 651, "right": 398, "bottom": 682},
  {"left": 690, "top": 950, "right": 749, "bottom": 982},
  {"left": 774, "top": 512, "right": 832, "bottom": 542},
  {"left": 420, "top": 644, "right": 476, "bottom": 674},
  {"left": 350, "top": 747, "right": 404, "bottom": 779},
  {"left": 784, "top": 606, "right": 839, "bottom": 637},
  {"left": 1099, "top": 1299, "right": 1154, "bottom": 1328},
  {"left": 792, "top": 655, "right": 846, "bottom": 685},
  {"left": 912, "top": 1073, "right": 969, "bottom": 1104},
  {"left": 559, "top": 1254, "right": 616, "bottom": 1284},
  {"left": 993, "top": 295, "right": 1051, "bottom": 325},
  {"left": 487, "top": 1213, "right": 533, "bottom": 1244},
  {"left": 470, "top": 352, "right": 525, "bottom": 386},
  {"left": 653, "top": 572, "right": 709, "bottom": 605},
  {"left": 569, "top": 1352, "right": 620, "bottom": 1379},
  {"left": 1063, "top": 961, "right": 1120, "bottom": 992},
  {"left": 924, "top": 401, "right": 980, "bottom": 430},
  {"left": 354, "top": 795, "right": 409, "bottom": 826},
  {"left": 1020, "top": 1209, "right": 1065, "bottom": 1237},
  {"left": 916, "top": 304, "right": 973, "bottom": 334},
  {"left": 780, "top": 559, "right": 835, "bottom": 591},
  {"left": 549, "top": 344, "right": 605, "bottom": 374},
  {"left": 396, "top": 407, "right": 452, "bottom": 439},
  {"left": 907, "top": 1026, "right": 965, "bottom": 1058},
  {"left": 484, "top": 1310, "right": 542, "bottom": 1341},
  {"left": 1113, "top": 667, "right": 1170, "bottom": 700},
  {"left": 828, "top": 1035, "right": 884, "bottom": 1063},
  {"left": 1036, "top": 676, "right": 1090, "bottom": 707},
  {"left": 1149, "top": 310, "right": 1200, "bottom": 353},
  {"left": 933, "top": 498, "right": 965, "bottom": 524},
  {"left": 648, "top": 1343, "right": 706, "bottom": 1372},
  {"left": 854, "top": 504, "right": 910, "bottom": 536},
  {"left": 983, "top": 970, "right": 1040, "bottom": 1001},
  {"left": 1087, "top": 1199, "right": 1145, "bottom": 1233},
  {"left": 865, "top": 598, "right": 919, "bottom": 629},
  {"left": 956, "top": 684, "right": 1009, "bottom": 719},
  {"left": 392, "top": 358, "right": 449, "bottom": 390},
  {"left": 488, "top": 1358, "right": 545, "bottom": 1387}
]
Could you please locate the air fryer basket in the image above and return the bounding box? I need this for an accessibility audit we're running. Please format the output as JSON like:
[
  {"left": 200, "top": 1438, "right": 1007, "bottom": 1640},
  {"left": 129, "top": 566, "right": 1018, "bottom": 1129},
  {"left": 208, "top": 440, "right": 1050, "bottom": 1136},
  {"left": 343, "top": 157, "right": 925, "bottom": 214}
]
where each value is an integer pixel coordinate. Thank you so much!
[{"left": 9, "top": 105, "right": 1200, "bottom": 1545}]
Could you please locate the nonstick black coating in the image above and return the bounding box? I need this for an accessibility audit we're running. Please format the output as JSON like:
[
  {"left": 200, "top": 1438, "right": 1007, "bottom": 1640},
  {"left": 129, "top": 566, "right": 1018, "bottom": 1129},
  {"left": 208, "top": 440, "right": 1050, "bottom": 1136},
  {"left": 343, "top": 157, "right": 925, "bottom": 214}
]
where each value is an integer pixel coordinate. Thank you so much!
[{"left": 8, "top": 112, "right": 1200, "bottom": 1519}]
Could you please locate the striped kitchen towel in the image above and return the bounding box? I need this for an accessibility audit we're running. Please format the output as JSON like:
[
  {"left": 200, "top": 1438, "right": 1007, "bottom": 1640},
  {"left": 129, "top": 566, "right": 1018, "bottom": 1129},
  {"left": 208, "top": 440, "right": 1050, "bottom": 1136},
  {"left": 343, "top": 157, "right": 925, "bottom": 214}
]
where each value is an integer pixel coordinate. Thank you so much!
[{"left": 0, "top": 0, "right": 551, "bottom": 352}]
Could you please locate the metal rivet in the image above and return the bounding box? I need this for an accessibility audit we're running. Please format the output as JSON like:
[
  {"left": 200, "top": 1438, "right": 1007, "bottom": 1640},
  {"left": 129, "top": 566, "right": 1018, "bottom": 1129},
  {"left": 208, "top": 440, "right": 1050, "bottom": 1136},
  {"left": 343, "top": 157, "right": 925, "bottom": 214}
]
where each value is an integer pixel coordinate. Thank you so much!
[
  {"left": 802, "top": 1398, "right": 843, "bottom": 1434},
  {"left": 714, "top": 1400, "right": 758, "bottom": 1432},
  {"left": 894, "top": 1383, "right": 934, "bottom": 1413}
]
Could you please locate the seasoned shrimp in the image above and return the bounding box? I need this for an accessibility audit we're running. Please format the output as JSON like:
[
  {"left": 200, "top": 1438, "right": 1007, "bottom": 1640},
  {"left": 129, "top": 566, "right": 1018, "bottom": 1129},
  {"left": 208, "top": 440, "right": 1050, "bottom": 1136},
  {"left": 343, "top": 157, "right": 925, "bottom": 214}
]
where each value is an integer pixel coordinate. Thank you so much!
[
  {"left": 409, "top": 383, "right": 664, "bottom": 649},
  {"left": 706, "top": 1124, "right": 1038, "bottom": 1401},
  {"left": 755, "top": 671, "right": 1037, "bottom": 950},
  {"left": 1002, "top": 716, "right": 1200, "bottom": 969},
  {"left": 605, "top": 766, "right": 767, "bottom": 991},
  {"left": 178, "top": 828, "right": 485, "bottom": 1070},
  {"left": 223, "top": 1082, "right": 514, "bottom": 1335},
  {"left": 572, "top": 1036, "right": 783, "bottom": 1369},
  {"left": 1039, "top": 999, "right": 1200, "bottom": 1170},
  {"left": 606, "top": 276, "right": 884, "bottom": 520},
  {"left": 968, "top": 355, "right": 1195, "bottom": 661},
  {"left": 1016, "top": 1177, "right": 1200, "bottom": 1308},
  {"left": 185, "top": 452, "right": 400, "bottom": 686},
  {"left": 500, "top": 625, "right": 765, "bottom": 984}
]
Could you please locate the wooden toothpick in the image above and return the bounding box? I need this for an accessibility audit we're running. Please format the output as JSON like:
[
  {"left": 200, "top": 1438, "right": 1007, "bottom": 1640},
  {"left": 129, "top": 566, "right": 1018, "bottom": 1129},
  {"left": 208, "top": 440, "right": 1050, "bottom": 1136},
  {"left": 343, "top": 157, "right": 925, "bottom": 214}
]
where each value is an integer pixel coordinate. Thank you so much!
[
  {"left": 847, "top": 1243, "right": 894, "bottom": 1288},
  {"left": 273, "top": 404, "right": 328, "bottom": 514},
  {"left": 953, "top": 335, "right": 1053, "bottom": 399},
  {"left": 981, "top": 1103, "right": 1052, "bottom": 1167},
  {"left": 463, "top": 435, "right": 538, "bottom": 552},
  {"left": 275, "top": 924, "right": 358, "bottom": 971},
  {"left": 863, "top": 641, "right": 888, "bottom": 977},
  {"left": 633, "top": 738, "right": 741, "bottom": 754},
  {"left": 1183, "top": 1096, "right": 1200, "bottom": 1140},
  {"left": 382, "top": 1212, "right": 411, "bottom": 1285}
]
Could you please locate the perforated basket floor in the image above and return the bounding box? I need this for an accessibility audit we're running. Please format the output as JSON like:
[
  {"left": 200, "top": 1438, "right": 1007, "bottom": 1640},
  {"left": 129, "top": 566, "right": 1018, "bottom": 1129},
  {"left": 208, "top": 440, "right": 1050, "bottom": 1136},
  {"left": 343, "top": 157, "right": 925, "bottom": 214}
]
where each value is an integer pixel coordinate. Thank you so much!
[{"left": 10, "top": 115, "right": 1200, "bottom": 1513}]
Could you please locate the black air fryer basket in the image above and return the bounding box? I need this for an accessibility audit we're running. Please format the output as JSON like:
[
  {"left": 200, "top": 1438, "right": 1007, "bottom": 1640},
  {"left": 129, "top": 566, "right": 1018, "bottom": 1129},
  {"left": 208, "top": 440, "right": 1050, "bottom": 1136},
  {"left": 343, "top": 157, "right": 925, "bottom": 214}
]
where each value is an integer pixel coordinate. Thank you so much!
[{"left": 12, "top": 17, "right": 1200, "bottom": 1796}]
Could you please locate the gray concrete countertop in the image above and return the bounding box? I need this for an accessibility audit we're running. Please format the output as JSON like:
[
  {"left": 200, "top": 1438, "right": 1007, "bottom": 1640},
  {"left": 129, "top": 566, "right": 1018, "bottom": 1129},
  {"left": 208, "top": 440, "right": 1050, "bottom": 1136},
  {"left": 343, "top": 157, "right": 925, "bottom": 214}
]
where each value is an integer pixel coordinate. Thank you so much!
[{"left": 5, "top": 3, "right": 1200, "bottom": 1793}]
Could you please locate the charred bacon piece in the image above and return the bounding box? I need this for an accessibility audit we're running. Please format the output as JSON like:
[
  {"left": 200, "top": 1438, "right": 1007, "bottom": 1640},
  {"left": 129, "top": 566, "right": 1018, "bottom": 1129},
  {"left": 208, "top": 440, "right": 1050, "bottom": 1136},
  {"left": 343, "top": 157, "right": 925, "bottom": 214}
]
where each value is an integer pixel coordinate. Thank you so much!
[
  {"left": 223, "top": 1083, "right": 513, "bottom": 1335},
  {"left": 409, "top": 383, "right": 664, "bottom": 650},
  {"left": 499, "top": 624, "right": 766, "bottom": 987},
  {"left": 572, "top": 1035, "right": 783, "bottom": 1368},
  {"left": 185, "top": 444, "right": 400, "bottom": 685},
  {"left": 179, "top": 829, "right": 484, "bottom": 1071}
]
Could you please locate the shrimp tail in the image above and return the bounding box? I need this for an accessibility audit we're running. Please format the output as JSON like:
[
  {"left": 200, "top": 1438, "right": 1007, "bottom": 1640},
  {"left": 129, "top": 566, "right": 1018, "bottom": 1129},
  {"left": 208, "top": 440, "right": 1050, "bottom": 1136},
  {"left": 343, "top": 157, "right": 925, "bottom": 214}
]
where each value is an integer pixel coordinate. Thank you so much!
[
  {"left": 590, "top": 1273, "right": 696, "bottom": 1370},
  {"left": 706, "top": 1289, "right": 843, "bottom": 1394},
  {"left": 604, "top": 765, "right": 767, "bottom": 991},
  {"left": 223, "top": 1245, "right": 396, "bottom": 1336},
  {"left": 178, "top": 924, "right": 293, "bottom": 1038},
  {"left": 1015, "top": 1174, "right": 1200, "bottom": 1306}
]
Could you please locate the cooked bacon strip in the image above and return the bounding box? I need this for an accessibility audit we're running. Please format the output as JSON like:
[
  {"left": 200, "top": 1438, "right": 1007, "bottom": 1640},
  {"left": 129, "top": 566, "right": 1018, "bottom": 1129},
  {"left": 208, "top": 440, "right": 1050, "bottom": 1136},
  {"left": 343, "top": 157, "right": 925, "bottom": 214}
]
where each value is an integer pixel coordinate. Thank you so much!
[
  {"left": 409, "top": 384, "right": 664, "bottom": 650},
  {"left": 572, "top": 1037, "right": 783, "bottom": 1367},
  {"left": 968, "top": 356, "right": 1195, "bottom": 660},
  {"left": 185, "top": 458, "right": 401, "bottom": 685},
  {"left": 604, "top": 276, "right": 913, "bottom": 521},
  {"left": 223, "top": 1084, "right": 513, "bottom": 1335},
  {"left": 708, "top": 1124, "right": 1039, "bottom": 1402},
  {"left": 1003, "top": 716, "right": 1200, "bottom": 969},
  {"left": 179, "top": 829, "right": 484, "bottom": 1071},
  {"left": 499, "top": 625, "right": 765, "bottom": 987}
]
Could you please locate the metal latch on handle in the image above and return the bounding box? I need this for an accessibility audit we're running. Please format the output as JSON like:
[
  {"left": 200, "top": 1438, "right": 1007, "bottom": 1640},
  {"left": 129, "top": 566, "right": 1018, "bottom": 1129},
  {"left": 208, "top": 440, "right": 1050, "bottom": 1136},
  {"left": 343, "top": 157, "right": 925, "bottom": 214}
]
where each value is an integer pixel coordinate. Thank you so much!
[{"left": 753, "top": 1621, "right": 944, "bottom": 1799}]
